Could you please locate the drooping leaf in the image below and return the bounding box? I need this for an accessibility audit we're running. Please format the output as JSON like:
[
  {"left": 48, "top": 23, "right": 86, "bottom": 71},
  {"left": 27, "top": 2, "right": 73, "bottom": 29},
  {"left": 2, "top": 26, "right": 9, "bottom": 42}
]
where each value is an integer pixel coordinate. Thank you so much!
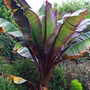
[
  {"left": 4, "top": 0, "right": 20, "bottom": 13},
  {"left": 13, "top": 42, "right": 33, "bottom": 60},
  {"left": 70, "top": 19, "right": 90, "bottom": 39},
  {"left": 4, "top": 74, "right": 27, "bottom": 84},
  {"left": 0, "top": 18, "right": 27, "bottom": 47},
  {"left": 64, "top": 32, "right": 90, "bottom": 57},
  {"left": 17, "top": 47, "right": 33, "bottom": 60},
  {"left": 14, "top": 76, "right": 27, "bottom": 84}
]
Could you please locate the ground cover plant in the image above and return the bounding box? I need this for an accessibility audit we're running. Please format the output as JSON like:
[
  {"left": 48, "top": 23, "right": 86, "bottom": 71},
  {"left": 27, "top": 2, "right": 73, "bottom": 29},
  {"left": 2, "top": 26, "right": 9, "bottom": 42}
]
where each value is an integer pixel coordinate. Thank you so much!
[{"left": 1, "top": 0, "right": 90, "bottom": 90}]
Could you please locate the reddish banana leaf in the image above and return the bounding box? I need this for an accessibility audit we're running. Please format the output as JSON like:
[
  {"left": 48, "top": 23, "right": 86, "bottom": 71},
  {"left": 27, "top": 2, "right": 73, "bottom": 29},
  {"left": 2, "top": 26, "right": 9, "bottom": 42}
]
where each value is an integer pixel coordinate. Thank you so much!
[
  {"left": 13, "top": 8, "right": 36, "bottom": 50},
  {"left": 8, "top": 0, "right": 44, "bottom": 58},
  {"left": 4, "top": 0, "right": 37, "bottom": 52},
  {"left": 44, "top": 8, "right": 88, "bottom": 58},
  {"left": 40, "top": 1, "right": 57, "bottom": 41},
  {"left": 4, "top": 0, "right": 31, "bottom": 42},
  {"left": 17, "top": 0, "right": 30, "bottom": 10},
  {"left": 21, "top": 5, "right": 44, "bottom": 58},
  {"left": 13, "top": 9, "right": 31, "bottom": 42}
]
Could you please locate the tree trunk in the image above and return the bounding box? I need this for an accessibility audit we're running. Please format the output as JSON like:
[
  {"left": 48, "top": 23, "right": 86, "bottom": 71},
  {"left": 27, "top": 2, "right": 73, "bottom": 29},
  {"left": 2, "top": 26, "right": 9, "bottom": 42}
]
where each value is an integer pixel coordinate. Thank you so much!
[
  {"left": 40, "top": 82, "right": 49, "bottom": 90},
  {"left": 39, "top": 64, "right": 56, "bottom": 90}
]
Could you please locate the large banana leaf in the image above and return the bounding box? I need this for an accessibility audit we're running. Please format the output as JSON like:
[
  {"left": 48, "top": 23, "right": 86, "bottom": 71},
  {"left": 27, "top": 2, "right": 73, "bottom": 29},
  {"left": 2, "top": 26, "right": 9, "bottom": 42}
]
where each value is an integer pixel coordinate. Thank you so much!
[
  {"left": 63, "top": 32, "right": 90, "bottom": 58},
  {"left": 13, "top": 9, "right": 31, "bottom": 42},
  {"left": 0, "top": 18, "right": 27, "bottom": 47},
  {"left": 44, "top": 8, "right": 88, "bottom": 58},
  {"left": 25, "top": 9, "right": 44, "bottom": 58},
  {"left": 13, "top": 9, "right": 36, "bottom": 50},
  {"left": 5, "top": 0, "right": 44, "bottom": 58},
  {"left": 70, "top": 19, "right": 90, "bottom": 39},
  {"left": 40, "top": 1, "right": 57, "bottom": 41}
]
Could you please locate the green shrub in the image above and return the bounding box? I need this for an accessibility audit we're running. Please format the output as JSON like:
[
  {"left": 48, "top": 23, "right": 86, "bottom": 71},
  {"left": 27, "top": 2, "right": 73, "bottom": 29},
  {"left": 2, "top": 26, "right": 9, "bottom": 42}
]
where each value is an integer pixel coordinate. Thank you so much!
[
  {"left": 0, "top": 77, "right": 16, "bottom": 90},
  {"left": 70, "top": 79, "right": 82, "bottom": 90},
  {"left": 49, "top": 66, "right": 66, "bottom": 90},
  {"left": 0, "top": 33, "right": 15, "bottom": 60}
]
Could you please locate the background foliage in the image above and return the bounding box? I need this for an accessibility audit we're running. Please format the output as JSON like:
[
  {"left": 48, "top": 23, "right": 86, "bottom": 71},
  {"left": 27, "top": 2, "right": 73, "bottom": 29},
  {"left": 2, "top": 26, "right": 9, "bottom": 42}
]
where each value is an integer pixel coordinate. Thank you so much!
[{"left": 52, "top": 0, "right": 90, "bottom": 20}]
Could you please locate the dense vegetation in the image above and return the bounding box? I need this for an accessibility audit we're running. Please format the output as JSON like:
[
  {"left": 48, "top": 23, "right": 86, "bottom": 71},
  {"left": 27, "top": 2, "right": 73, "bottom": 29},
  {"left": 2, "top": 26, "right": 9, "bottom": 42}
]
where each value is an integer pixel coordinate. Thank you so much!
[
  {"left": 0, "top": 0, "right": 15, "bottom": 60},
  {"left": 0, "top": 59, "right": 66, "bottom": 90},
  {"left": 0, "top": 0, "right": 90, "bottom": 90}
]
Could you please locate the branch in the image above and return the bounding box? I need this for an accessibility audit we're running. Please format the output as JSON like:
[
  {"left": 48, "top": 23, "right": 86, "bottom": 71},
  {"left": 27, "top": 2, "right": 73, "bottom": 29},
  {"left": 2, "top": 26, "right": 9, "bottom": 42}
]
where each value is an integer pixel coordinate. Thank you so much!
[{"left": 27, "top": 81, "right": 38, "bottom": 90}]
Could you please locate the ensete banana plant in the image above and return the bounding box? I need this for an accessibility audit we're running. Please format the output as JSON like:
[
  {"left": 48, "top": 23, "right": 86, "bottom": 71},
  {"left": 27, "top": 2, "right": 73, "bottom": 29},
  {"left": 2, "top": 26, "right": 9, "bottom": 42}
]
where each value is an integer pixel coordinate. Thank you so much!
[{"left": 1, "top": 0, "right": 90, "bottom": 90}]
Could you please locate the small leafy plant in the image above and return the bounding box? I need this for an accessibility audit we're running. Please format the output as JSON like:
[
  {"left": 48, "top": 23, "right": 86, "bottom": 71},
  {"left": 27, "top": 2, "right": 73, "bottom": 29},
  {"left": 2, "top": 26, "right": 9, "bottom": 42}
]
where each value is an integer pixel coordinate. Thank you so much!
[
  {"left": 1, "top": 0, "right": 90, "bottom": 89},
  {"left": 70, "top": 79, "right": 82, "bottom": 90}
]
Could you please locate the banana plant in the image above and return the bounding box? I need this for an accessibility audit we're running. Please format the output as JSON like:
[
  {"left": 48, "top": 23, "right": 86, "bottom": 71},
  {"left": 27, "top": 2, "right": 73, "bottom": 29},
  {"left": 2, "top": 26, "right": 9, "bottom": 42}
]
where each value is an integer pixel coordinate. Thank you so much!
[{"left": 1, "top": 0, "right": 90, "bottom": 89}]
